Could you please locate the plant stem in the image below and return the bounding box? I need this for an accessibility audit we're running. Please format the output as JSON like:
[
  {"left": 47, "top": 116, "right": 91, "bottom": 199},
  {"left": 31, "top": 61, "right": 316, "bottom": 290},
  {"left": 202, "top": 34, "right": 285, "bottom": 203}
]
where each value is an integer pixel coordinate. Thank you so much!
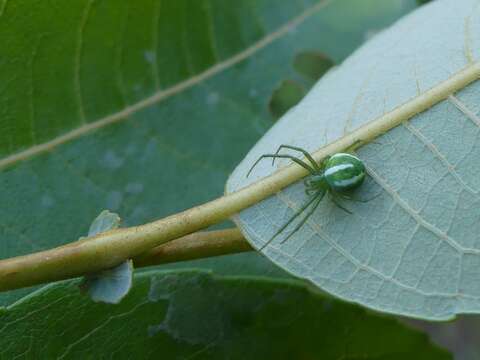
[
  {"left": 134, "top": 228, "right": 251, "bottom": 267},
  {"left": 0, "top": 156, "right": 309, "bottom": 291}
]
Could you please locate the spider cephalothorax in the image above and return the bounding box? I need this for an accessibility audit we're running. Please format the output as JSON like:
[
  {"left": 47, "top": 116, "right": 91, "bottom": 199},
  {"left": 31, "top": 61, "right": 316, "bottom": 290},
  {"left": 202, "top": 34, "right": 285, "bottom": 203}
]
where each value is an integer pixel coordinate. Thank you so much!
[{"left": 247, "top": 145, "right": 368, "bottom": 250}]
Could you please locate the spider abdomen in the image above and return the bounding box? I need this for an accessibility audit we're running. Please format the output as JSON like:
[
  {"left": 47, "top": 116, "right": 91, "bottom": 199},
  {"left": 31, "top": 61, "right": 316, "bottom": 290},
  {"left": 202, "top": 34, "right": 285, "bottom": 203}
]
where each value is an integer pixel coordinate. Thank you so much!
[{"left": 324, "top": 153, "right": 365, "bottom": 192}]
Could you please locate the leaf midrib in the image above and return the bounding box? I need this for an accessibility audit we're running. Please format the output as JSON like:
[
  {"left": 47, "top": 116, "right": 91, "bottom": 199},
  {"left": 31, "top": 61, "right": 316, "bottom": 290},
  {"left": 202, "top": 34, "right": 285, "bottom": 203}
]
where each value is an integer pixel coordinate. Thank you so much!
[
  {"left": 0, "top": 0, "right": 333, "bottom": 171},
  {"left": 307, "top": 62, "right": 480, "bottom": 166}
]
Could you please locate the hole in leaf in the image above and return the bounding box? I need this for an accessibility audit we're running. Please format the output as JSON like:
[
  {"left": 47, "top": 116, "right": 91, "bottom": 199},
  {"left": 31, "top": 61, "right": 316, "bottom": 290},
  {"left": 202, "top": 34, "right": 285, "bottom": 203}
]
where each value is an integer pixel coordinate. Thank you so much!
[
  {"left": 293, "top": 51, "right": 334, "bottom": 81},
  {"left": 268, "top": 80, "right": 306, "bottom": 120}
]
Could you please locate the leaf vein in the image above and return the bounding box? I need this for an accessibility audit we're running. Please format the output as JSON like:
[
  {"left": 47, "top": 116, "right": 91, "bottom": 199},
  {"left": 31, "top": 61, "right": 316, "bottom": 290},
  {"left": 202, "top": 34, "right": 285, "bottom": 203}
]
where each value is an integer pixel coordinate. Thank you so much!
[
  {"left": 74, "top": 0, "right": 94, "bottom": 124},
  {"left": 115, "top": 2, "right": 130, "bottom": 106},
  {"left": 57, "top": 300, "right": 148, "bottom": 359},
  {"left": 152, "top": 0, "right": 161, "bottom": 90},
  {"left": 365, "top": 163, "right": 480, "bottom": 255},
  {"left": 204, "top": 0, "right": 219, "bottom": 63},
  {"left": 0, "top": 0, "right": 7, "bottom": 18},
  {"left": 402, "top": 120, "right": 478, "bottom": 194},
  {"left": 0, "top": 0, "right": 332, "bottom": 170},
  {"left": 449, "top": 94, "right": 480, "bottom": 127}
]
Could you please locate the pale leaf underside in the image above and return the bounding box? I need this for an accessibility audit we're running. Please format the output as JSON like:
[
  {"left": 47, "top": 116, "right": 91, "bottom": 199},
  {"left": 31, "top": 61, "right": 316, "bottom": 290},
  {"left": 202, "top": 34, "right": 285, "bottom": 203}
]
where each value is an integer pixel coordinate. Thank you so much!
[{"left": 228, "top": 0, "right": 480, "bottom": 320}]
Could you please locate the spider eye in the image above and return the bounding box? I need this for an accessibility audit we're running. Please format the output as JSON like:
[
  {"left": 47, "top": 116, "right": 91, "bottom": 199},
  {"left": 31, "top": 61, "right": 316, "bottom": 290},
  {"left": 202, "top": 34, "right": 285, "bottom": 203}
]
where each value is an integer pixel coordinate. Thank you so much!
[{"left": 323, "top": 153, "right": 365, "bottom": 192}]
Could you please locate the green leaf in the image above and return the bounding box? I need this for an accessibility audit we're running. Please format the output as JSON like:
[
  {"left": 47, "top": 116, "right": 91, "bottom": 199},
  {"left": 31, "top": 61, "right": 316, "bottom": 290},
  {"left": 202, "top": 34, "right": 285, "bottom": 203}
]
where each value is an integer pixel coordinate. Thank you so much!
[
  {"left": 227, "top": 0, "right": 480, "bottom": 320},
  {"left": 80, "top": 210, "right": 133, "bottom": 304},
  {"left": 81, "top": 259, "right": 134, "bottom": 304},
  {"left": 293, "top": 51, "right": 334, "bottom": 81},
  {"left": 268, "top": 80, "right": 307, "bottom": 119},
  {"left": 87, "top": 210, "right": 121, "bottom": 236},
  {"left": 0, "top": 0, "right": 418, "bottom": 305},
  {"left": 0, "top": 270, "right": 451, "bottom": 359}
]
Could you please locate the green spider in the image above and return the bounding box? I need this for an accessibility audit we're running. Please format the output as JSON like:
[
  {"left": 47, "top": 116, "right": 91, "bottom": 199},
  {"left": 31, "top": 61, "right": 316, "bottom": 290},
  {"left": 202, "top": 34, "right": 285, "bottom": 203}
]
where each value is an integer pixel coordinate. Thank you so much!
[{"left": 247, "top": 144, "right": 368, "bottom": 250}]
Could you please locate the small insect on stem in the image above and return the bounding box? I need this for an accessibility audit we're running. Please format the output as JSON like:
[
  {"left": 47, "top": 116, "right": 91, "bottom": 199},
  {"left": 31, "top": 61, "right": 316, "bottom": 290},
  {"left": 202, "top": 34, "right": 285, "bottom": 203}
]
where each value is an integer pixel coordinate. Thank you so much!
[{"left": 246, "top": 144, "right": 370, "bottom": 251}]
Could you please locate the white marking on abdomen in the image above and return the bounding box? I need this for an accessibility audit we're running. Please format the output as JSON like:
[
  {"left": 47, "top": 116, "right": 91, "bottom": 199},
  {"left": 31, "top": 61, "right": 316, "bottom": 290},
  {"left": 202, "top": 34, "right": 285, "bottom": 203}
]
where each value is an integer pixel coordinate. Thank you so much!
[
  {"left": 324, "top": 163, "right": 354, "bottom": 177},
  {"left": 331, "top": 173, "right": 364, "bottom": 187}
]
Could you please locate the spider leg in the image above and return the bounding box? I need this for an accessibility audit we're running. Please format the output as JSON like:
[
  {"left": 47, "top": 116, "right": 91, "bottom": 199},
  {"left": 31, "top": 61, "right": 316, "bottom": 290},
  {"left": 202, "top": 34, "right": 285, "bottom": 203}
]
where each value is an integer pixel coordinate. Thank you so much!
[
  {"left": 337, "top": 190, "right": 381, "bottom": 203},
  {"left": 319, "top": 155, "right": 330, "bottom": 169},
  {"left": 259, "top": 190, "right": 323, "bottom": 251},
  {"left": 279, "top": 190, "right": 325, "bottom": 245},
  {"left": 272, "top": 145, "right": 320, "bottom": 171},
  {"left": 246, "top": 154, "right": 315, "bottom": 177},
  {"left": 303, "top": 178, "right": 319, "bottom": 196},
  {"left": 329, "top": 192, "right": 353, "bottom": 214}
]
